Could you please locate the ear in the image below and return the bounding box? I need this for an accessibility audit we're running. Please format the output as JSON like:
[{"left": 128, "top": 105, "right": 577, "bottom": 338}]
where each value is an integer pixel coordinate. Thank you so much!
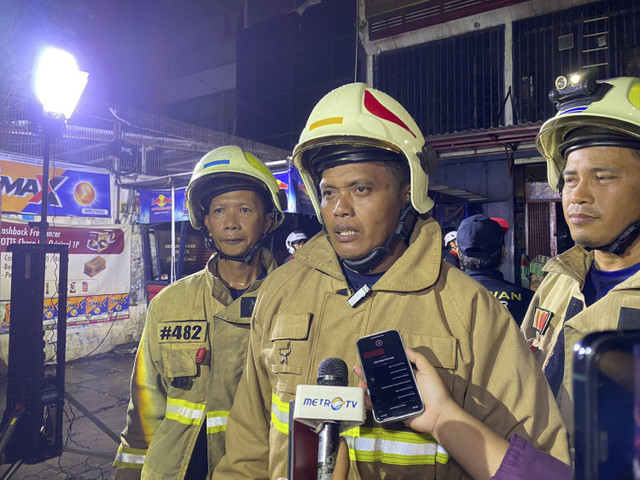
[
  {"left": 203, "top": 213, "right": 212, "bottom": 235},
  {"left": 263, "top": 212, "right": 276, "bottom": 234},
  {"left": 402, "top": 184, "right": 411, "bottom": 203}
]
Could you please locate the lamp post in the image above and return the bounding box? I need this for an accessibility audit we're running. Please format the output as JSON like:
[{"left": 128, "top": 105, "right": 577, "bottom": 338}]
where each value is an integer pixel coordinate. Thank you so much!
[{"left": 33, "top": 47, "right": 89, "bottom": 244}]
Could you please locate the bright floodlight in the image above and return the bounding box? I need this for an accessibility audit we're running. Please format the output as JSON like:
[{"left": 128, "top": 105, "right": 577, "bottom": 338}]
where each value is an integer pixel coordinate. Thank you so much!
[{"left": 34, "top": 48, "right": 89, "bottom": 119}]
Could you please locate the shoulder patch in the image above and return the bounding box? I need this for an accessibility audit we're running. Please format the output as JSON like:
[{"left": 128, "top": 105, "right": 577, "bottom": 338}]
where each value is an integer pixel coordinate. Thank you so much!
[
  {"left": 241, "top": 296, "right": 257, "bottom": 318},
  {"left": 532, "top": 307, "right": 553, "bottom": 334},
  {"left": 618, "top": 307, "right": 640, "bottom": 330}
]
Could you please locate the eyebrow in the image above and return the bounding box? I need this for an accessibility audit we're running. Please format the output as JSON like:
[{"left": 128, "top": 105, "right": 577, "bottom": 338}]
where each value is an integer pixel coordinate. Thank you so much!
[
  {"left": 319, "top": 179, "right": 376, "bottom": 190},
  {"left": 562, "top": 165, "right": 623, "bottom": 176}
]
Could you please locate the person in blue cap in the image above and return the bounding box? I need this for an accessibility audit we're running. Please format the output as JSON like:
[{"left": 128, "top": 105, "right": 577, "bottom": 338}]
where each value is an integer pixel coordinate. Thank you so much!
[{"left": 457, "top": 214, "right": 534, "bottom": 326}]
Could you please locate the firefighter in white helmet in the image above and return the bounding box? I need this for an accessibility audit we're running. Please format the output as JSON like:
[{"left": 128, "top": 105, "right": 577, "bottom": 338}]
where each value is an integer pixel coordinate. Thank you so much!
[
  {"left": 522, "top": 74, "right": 640, "bottom": 454},
  {"left": 284, "top": 229, "right": 308, "bottom": 262},
  {"left": 114, "top": 145, "right": 285, "bottom": 479},
  {"left": 214, "top": 84, "right": 569, "bottom": 480}
]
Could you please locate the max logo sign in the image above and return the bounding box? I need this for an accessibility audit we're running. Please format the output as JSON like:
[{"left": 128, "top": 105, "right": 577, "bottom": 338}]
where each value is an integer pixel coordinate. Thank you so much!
[{"left": 1, "top": 174, "right": 68, "bottom": 207}]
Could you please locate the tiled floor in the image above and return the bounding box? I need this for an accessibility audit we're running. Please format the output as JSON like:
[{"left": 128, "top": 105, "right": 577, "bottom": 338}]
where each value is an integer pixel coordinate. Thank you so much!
[{"left": 0, "top": 349, "right": 135, "bottom": 479}]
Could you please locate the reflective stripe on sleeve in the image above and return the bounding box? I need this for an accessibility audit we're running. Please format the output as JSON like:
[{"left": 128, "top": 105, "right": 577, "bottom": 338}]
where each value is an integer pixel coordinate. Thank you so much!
[
  {"left": 114, "top": 445, "right": 146, "bottom": 469},
  {"left": 270, "top": 394, "right": 290, "bottom": 435},
  {"left": 165, "top": 397, "right": 206, "bottom": 426},
  {"left": 342, "top": 427, "right": 450, "bottom": 466},
  {"left": 206, "top": 410, "right": 229, "bottom": 434}
]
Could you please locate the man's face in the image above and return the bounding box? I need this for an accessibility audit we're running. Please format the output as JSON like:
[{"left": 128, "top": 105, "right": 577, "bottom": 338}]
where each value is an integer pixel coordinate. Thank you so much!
[
  {"left": 562, "top": 146, "right": 640, "bottom": 248},
  {"left": 292, "top": 241, "right": 305, "bottom": 251},
  {"left": 319, "top": 162, "right": 410, "bottom": 268},
  {"left": 204, "top": 190, "right": 273, "bottom": 257}
]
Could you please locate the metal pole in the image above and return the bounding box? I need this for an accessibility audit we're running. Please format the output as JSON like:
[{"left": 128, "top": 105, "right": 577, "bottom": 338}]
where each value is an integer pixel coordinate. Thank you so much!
[{"left": 39, "top": 133, "right": 51, "bottom": 245}]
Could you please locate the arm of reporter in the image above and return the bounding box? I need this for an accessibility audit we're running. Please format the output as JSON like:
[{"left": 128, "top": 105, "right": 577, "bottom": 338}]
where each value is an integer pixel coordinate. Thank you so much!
[{"left": 354, "top": 348, "right": 572, "bottom": 480}]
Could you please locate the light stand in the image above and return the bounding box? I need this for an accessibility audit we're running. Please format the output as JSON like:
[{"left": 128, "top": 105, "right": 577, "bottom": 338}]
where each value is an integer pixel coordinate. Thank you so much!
[{"left": 0, "top": 47, "right": 88, "bottom": 475}]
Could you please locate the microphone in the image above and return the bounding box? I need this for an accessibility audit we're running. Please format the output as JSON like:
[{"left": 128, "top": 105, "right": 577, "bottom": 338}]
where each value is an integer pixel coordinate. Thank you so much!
[
  {"left": 289, "top": 359, "right": 364, "bottom": 480},
  {"left": 316, "top": 358, "right": 348, "bottom": 480}
]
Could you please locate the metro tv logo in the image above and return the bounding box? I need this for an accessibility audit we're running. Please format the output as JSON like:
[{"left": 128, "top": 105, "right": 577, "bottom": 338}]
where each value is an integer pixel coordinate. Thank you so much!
[
  {"left": 302, "top": 396, "right": 359, "bottom": 411},
  {"left": 1, "top": 174, "right": 68, "bottom": 207}
]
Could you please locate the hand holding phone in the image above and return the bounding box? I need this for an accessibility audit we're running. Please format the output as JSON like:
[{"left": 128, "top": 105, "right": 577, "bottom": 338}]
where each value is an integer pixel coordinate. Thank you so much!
[{"left": 356, "top": 329, "right": 424, "bottom": 423}]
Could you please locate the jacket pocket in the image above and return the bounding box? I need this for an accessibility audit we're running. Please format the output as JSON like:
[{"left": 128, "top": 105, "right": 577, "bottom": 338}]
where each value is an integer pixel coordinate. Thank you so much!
[
  {"left": 268, "top": 313, "right": 312, "bottom": 394},
  {"left": 160, "top": 345, "right": 203, "bottom": 379},
  {"left": 403, "top": 333, "right": 457, "bottom": 370}
]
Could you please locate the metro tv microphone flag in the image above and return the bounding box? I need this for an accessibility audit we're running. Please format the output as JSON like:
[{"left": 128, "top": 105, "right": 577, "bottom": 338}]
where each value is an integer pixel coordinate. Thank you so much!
[{"left": 288, "top": 358, "right": 365, "bottom": 480}]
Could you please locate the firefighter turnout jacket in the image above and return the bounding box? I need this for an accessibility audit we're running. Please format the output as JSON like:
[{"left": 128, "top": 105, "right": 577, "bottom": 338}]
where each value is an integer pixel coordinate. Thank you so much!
[
  {"left": 213, "top": 216, "right": 570, "bottom": 479},
  {"left": 521, "top": 245, "right": 640, "bottom": 450},
  {"left": 113, "top": 249, "right": 277, "bottom": 479}
]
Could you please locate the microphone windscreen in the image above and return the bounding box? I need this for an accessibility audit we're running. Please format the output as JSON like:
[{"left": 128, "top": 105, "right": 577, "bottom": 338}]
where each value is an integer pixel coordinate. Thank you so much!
[{"left": 317, "top": 358, "right": 348, "bottom": 387}]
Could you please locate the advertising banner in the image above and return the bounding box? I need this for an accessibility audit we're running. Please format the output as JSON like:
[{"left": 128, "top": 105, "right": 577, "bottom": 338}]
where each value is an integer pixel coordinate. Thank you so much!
[
  {"left": 273, "top": 168, "right": 315, "bottom": 216},
  {"left": 0, "top": 151, "right": 112, "bottom": 218},
  {"left": 138, "top": 188, "right": 189, "bottom": 223},
  {"left": 0, "top": 220, "right": 131, "bottom": 332}
]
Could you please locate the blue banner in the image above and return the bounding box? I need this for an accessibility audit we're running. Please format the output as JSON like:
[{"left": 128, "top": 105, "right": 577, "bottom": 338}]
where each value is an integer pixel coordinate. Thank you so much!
[
  {"left": 138, "top": 188, "right": 189, "bottom": 223},
  {"left": 1, "top": 152, "right": 111, "bottom": 218}
]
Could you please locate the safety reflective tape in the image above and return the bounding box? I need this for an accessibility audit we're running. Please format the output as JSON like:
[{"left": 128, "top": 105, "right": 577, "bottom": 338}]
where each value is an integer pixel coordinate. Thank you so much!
[
  {"left": 114, "top": 446, "right": 146, "bottom": 468},
  {"left": 309, "top": 117, "right": 343, "bottom": 131},
  {"left": 342, "top": 427, "right": 449, "bottom": 466},
  {"left": 165, "top": 398, "right": 206, "bottom": 425},
  {"left": 206, "top": 411, "right": 229, "bottom": 434},
  {"left": 270, "top": 394, "right": 290, "bottom": 435}
]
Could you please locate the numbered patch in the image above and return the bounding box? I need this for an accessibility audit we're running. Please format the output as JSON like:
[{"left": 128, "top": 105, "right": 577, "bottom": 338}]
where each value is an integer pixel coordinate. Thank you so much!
[{"left": 157, "top": 321, "right": 207, "bottom": 343}]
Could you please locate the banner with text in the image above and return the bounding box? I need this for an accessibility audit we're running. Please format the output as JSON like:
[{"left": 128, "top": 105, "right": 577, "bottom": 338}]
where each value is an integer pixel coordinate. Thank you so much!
[
  {"left": 0, "top": 151, "right": 112, "bottom": 218},
  {"left": 0, "top": 220, "right": 131, "bottom": 332},
  {"left": 138, "top": 188, "right": 189, "bottom": 223}
]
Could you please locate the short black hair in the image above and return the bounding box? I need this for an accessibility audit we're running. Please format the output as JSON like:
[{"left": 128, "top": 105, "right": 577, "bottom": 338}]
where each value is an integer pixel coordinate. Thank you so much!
[
  {"left": 383, "top": 160, "right": 410, "bottom": 196},
  {"left": 460, "top": 250, "right": 502, "bottom": 271}
]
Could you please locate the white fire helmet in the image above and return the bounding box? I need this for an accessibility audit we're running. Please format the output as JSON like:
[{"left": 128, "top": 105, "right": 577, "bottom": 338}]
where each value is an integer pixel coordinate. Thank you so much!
[
  {"left": 186, "top": 145, "right": 286, "bottom": 231},
  {"left": 536, "top": 75, "right": 640, "bottom": 191},
  {"left": 292, "top": 83, "right": 437, "bottom": 224},
  {"left": 285, "top": 230, "right": 308, "bottom": 254},
  {"left": 444, "top": 231, "right": 457, "bottom": 247}
]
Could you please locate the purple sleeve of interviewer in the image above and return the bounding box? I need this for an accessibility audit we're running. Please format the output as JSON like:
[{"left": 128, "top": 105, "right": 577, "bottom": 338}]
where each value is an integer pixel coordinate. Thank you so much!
[{"left": 491, "top": 435, "right": 573, "bottom": 480}]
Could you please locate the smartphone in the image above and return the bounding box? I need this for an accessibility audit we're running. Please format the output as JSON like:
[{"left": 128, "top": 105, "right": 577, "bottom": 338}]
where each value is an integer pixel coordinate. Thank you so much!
[
  {"left": 573, "top": 329, "right": 640, "bottom": 480},
  {"left": 356, "top": 329, "right": 424, "bottom": 423}
]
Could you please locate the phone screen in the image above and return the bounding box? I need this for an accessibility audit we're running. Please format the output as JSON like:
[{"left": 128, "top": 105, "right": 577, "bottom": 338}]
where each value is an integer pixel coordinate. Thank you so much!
[
  {"left": 573, "top": 330, "right": 640, "bottom": 480},
  {"left": 357, "top": 330, "right": 424, "bottom": 423}
]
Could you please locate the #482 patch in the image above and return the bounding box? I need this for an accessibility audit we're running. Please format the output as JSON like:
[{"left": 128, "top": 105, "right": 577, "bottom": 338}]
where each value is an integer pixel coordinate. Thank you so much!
[
  {"left": 157, "top": 321, "right": 207, "bottom": 343},
  {"left": 532, "top": 307, "right": 553, "bottom": 335}
]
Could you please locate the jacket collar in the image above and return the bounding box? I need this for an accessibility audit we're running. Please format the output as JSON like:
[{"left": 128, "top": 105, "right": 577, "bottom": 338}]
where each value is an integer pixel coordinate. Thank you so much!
[
  {"left": 206, "top": 248, "right": 278, "bottom": 304},
  {"left": 296, "top": 215, "right": 443, "bottom": 292}
]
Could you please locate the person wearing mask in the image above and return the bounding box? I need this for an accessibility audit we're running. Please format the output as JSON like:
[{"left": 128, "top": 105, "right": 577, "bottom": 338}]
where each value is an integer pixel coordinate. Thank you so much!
[
  {"left": 457, "top": 214, "right": 534, "bottom": 326},
  {"left": 443, "top": 230, "right": 460, "bottom": 268},
  {"left": 284, "top": 229, "right": 308, "bottom": 263},
  {"left": 522, "top": 74, "right": 640, "bottom": 452},
  {"left": 114, "top": 145, "right": 285, "bottom": 479},
  {"left": 213, "top": 83, "right": 569, "bottom": 479}
]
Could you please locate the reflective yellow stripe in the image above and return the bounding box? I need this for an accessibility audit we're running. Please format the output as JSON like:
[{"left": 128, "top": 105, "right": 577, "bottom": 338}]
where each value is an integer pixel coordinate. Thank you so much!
[
  {"left": 206, "top": 410, "right": 229, "bottom": 434},
  {"left": 342, "top": 427, "right": 449, "bottom": 466},
  {"left": 309, "top": 117, "right": 343, "bottom": 130},
  {"left": 270, "top": 394, "right": 290, "bottom": 435},
  {"left": 165, "top": 397, "right": 205, "bottom": 426},
  {"left": 114, "top": 445, "right": 146, "bottom": 469}
]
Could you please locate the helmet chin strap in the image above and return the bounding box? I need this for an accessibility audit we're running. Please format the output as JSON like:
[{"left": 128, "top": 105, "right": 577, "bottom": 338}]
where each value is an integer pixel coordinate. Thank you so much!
[
  {"left": 586, "top": 220, "right": 640, "bottom": 256},
  {"left": 341, "top": 202, "right": 418, "bottom": 274}
]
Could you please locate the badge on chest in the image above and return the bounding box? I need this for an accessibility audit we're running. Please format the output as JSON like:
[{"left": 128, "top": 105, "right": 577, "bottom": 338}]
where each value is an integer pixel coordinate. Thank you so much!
[{"left": 157, "top": 321, "right": 207, "bottom": 343}]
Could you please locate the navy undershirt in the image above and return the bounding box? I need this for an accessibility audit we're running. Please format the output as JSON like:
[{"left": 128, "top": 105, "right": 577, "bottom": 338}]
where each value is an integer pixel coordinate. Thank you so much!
[
  {"left": 341, "top": 263, "right": 384, "bottom": 293},
  {"left": 582, "top": 260, "right": 640, "bottom": 306}
]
